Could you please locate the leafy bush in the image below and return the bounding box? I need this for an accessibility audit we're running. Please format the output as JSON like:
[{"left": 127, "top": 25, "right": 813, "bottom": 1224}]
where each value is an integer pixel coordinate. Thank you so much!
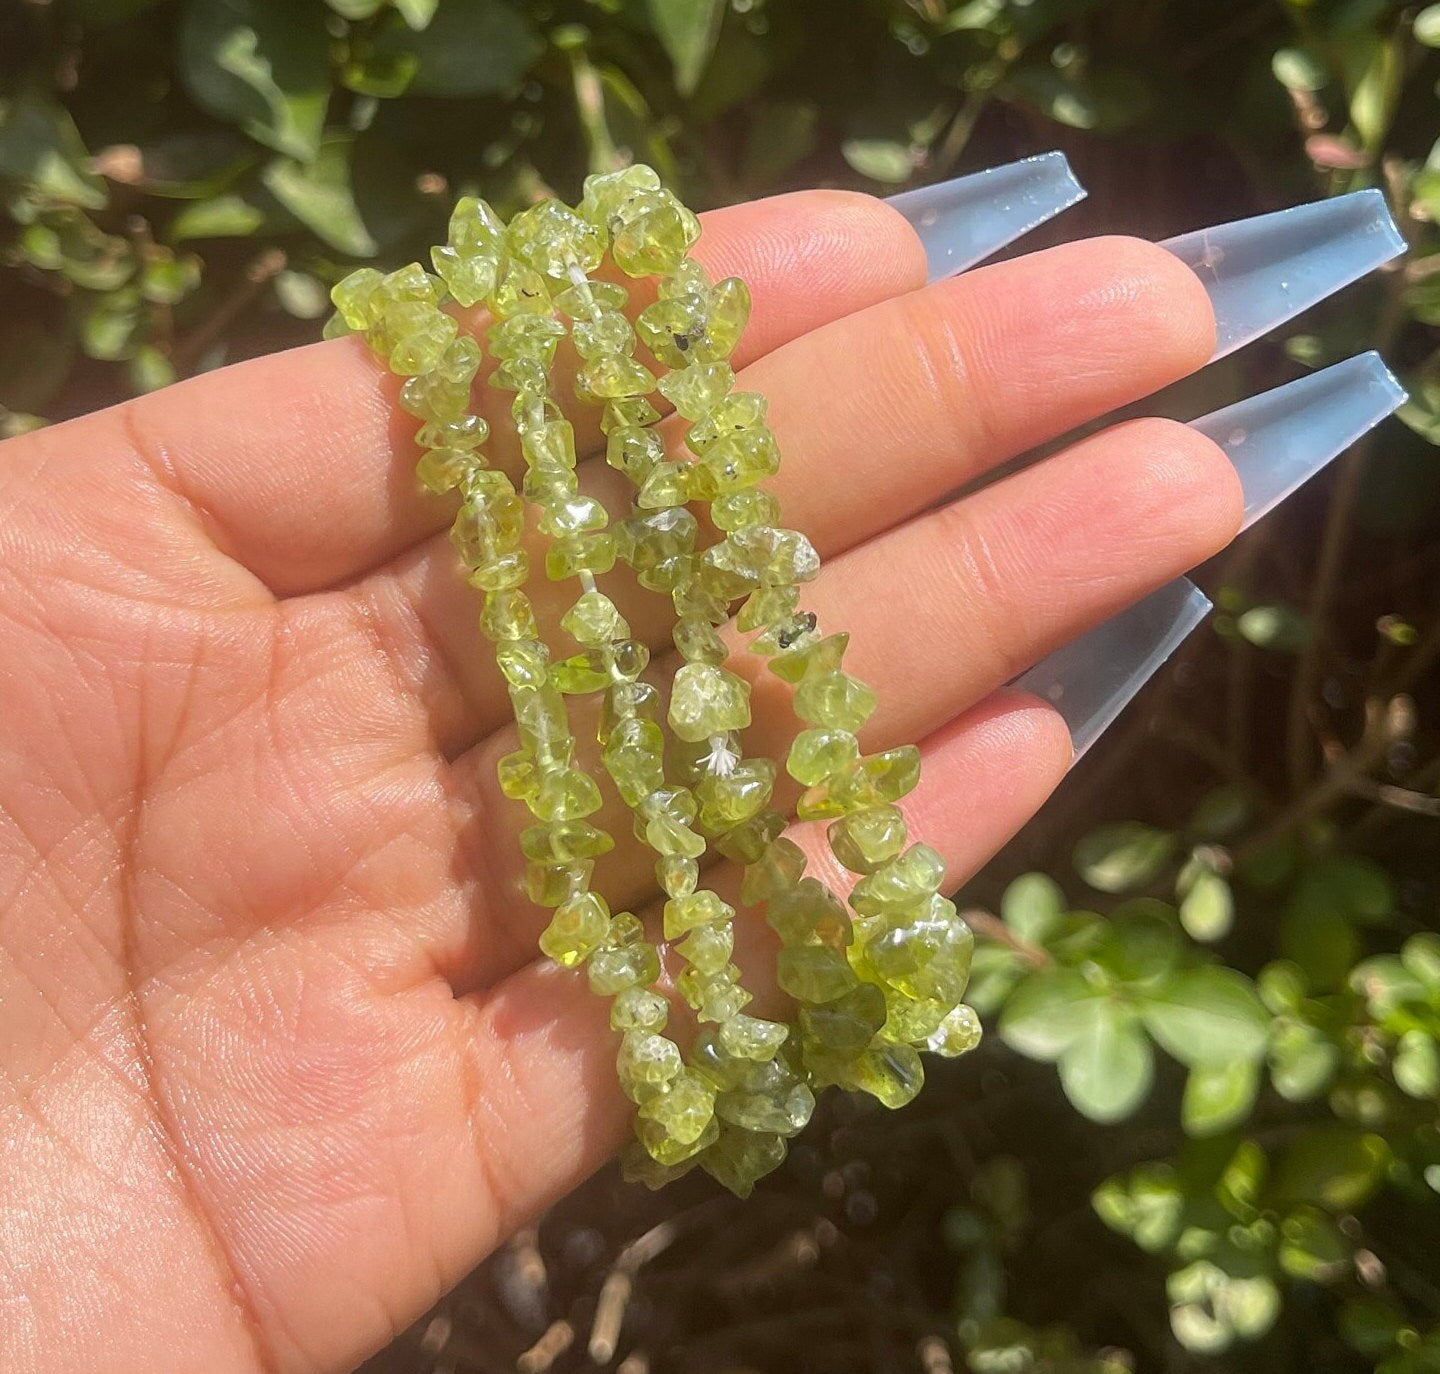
[{"left": 3, "top": 2, "right": 1438, "bottom": 1371}]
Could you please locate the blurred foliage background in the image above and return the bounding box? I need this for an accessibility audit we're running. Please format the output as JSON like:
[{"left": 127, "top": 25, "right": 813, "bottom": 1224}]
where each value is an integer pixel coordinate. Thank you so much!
[{"left": 3, "top": 0, "right": 1439, "bottom": 1371}]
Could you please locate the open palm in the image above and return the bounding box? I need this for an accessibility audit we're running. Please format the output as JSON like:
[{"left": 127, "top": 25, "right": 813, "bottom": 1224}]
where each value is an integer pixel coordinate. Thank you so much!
[{"left": 0, "top": 190, "right": 1238, "bottom": 1374}]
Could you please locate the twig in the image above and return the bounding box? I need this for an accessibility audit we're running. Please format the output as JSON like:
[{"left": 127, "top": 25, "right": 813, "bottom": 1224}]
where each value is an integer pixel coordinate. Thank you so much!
[
  {"left": 587, "top": 1219, "right": 681, "bottom": 1363},
  {"left": 516, "top": 1320, "right": 573, "bottom": 1374},
  {"left": 961, "top": 908, "right": 1050, "bottom": 968},
  {"left": 171, "top": 246, "right": 286, "bottom": 374}
]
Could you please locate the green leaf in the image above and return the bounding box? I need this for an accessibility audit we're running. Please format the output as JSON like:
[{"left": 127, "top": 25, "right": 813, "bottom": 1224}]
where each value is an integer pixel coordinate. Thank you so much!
[
  {"left": 1418, "top": 5, "right": 1440, "bottom": 46},
  {"left": 997, "top": 967, "right": 1099, "bottom": 1061},
  {"left": 1340, "top": 1299, "right": 1407, "bottom": 1358},
  {"left": 0, "top": 94, "right": 108, "bottom": 210},
  {"left": 1237, "top": 603, "right": 1312, "bottom": 651},
  {"left": 1057, "top": 1003, "right": 1153, "bottom": 1122},
  {"left": 261, "top": 137, "right": 378, "bottom": 257},
  {"left": 129, "top": 344, "right": 178, "bottom": 393},
  {"left": 368, "top": 0, "right": 542, "bottom": 97},
  {"left": 1093, "top": 1162, "right": 1184, "bottom": 1252},
  {"left": 79, "top": 289, "right": 143, "bottom": 361},
  {"left": 394, "top": 0, "right": 439, "bottom": 27},
  {"left": 1188, "top": 785, "right": 1252, "bottom": 840},
  {"left": 1272, "top": 46, "right": 1327, "bottom": 92},
  {"left": 1279, "top": 1206, "right": 1350, "bottom": 1282},
  {"left": 1168, "top": 1262, "right": 1281, "bottom": 1352},
  {"left": 1095, "top": 902, "right": 1182, "bottom": 987},
  {"left": 1006, "top": 62, "right": 1153, "bottom": 134},
  {"left": 1183, "top": 1058, "right": 1260, "bottom": 1137},
  {"left": 326, "top": 0, "right": 387, "bottom": 17},
  {"left": 1273, "top": 1127, "right": 1391, "bottom": 1211},
  {"left": 840, "top": 138, "right": 914, "bottom": 184},
  {"left": 178, "top": 0, "right": 331, "bottom": 160},
  {"left": 1393, "top": 1030, "right": 1440, "bottom": 1099},
  {"left": 1000, "top": 873, "right": 1066, "bottom": 946},
  {"left": 646, "top": 0, "right": 725, "bottom": 97},
  {"left": 1342, "top": 32, "right": 1401, "bottom": 151},
  {"left": 167, "top": 191, "right": 268, "bottom": 240},
  {"left": 1178, "top": 865, "right": 1234, "bottom": 943},
  {"left": 1269, "top": 1020, "right": 1339, "bottom": 1101},
  {"left": 274, "top": 269, "right": 331, "bottom": 319},
  {"left": 1074, "top": 822, "right": 1174, "bottom": 894},
  {"left": 1141, "top": 967, "right": 1269, "bottom": 1068}
]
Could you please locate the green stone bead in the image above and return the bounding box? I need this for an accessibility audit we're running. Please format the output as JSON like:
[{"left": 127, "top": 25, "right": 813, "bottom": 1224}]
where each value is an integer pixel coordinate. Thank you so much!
[
  {"left": 522, "top": 462, "right": 578, "bottom": 503},
  {"left": 524, "top": 859, "right": 592, "bottom": 907},
  {"left": 770, "top": 632, "right": 849, "bottom": 685},
  {"left": 637, "top": 459, "right": 719, "bottom": 510},
  {"left": 678, "top": 966, "right": 751, "bottom": 1022},
  {"left": 673, "top": 616, "right": 727, "bottom": 665},
  {"left": 610, "top": 985, "right": 670, "bottom": 1033},
  {"left": 452, "top": 488, "right": 524, "bottom": 565},
  {"left": 714, "top": 1082, "right": 814, "bottom": 1137},
  {"left": 668, "top": 663, "right": 752, "bottom": 743},
  {"left": 331, "top": 267, "right": 384, "bottom": 329},
  {"left": 925, "top": 1003, "right": 983, "bottom": 1057},
  {"left": 686, "top": 392, "right": 767, "bottom": 453},
  {"left": 849, "top": 843, "right": 946, "bottom": 916},
  {"left": 662, "top": 889, "right": 733, "bottom": 940},
  {"left": 512, "top": 684, "right": 572, "bottom": 769},
  {"left": 418, "top": 413, "right": 489, "bottom": 451},
  {"left": 696, "top": 759, "right": 777, "bottom": 833},
  {"left": 577, "top": 352, "right": 657, "bottom": 402},
  {"left": 718, "top": 526, "right": 821, "bottom": 591},
  {"left": 713, "top": 809, "right": 785, "bottom": 863},
  {"left": 323, "top": 311, "right": 355, "bottom": 339},
  {"left": 699, "top": 1124, "right": 787, "bottom": 1199},
  {"left": 612, "top": 198, "right": 702, "bottom": 277},
  {"left": 382, "top": 301, "right": 456, "bottom": 376},
  {"left": 400, "top": 371, "right": 468, "bottom": 423},
  {"left": 520, "top": 819, "right": 614, "bottom": 863},
  {"left": 847, "top": 1043, "right": 926, "bottom": 1110},
  {"left": 638, "top": 783, "right": 697, "bottom": 836},
  {"left": 718, "top": 1013, "right": 789, "bottom": 1062},
  {"left": 677, "top": 921, "right": 733, "bottom": 975},
  {"left": 777, "top": 945, "right": 858, "bottom": 1004},
  {"left": 605, "top": 425, "right": 666, "bottom": 485},
  {"left": 748, "top": 611, "right": 820, "bottom": 658},
  {"left": 740, "top": 837, "right": 807, "bottom": 905},
  {"left": 479, "top": 589, "right": 537, "bottom": 642},
  {"left": 487, "top": 257, "right": 551, "bottom": 317},
  {"left": 598, "top": 679, "right": 662, "bottom": 744},
  {"left": 800, "top": 747, "right": 922, "bottom": 821},
  {"left": 602, "top": 718, "right": 665, "bottom": 806},
  {"left": 572, "top": 310, "right": 635, "bottom": 359},
  {"left": 561, "top": 590, "right": 628, "bottom": 646},
  {"left": 550, "top": 649, "right": 609, "bottom": 695},
  {"left": 692, "top": 548, "right": 758, "bottom": 603},
  {"left": 538, "top": 890, "right": 610, "bottom": 967},
  {"left": 635, "top": 292, "right": 711, "bottom": 370},
  {"left": 638, "top": 1112, "right": 720, "bottom": 1167},
  {"left": 660, "top": 256, "right": 711, "bottom": 299},
  {"left": 700, "top": 427, "right": 781, "bottom": 495},
  {"left": 766, "top": 875, "right": 852, "bottom": 948},
  {"left": 496, "top": 748, "right": 538, "bottom": 801},
  {"left": 587, "top": 919, "right": 661, "bottom": 995},
  {"left": 787, "top": 728, "right": 861, "bottom": 787},
  {"left": 657, "top": 854, "right": 699, "bottom": 899},
  {"left": 636, "top": 1069, "right": 716, "bottom": 1148},
  {"left": 466, "top": 548, "right": 529, "bottom": 591},
  {"left": 600, "top": 396, "right": 661, "bottom": 434},
  {"left": 658, "top": 362, "right": 734, "bottom": 420},
  {"left": 617, "top": 1030, "right": 683, "bottom": 1104},
  {"left": 579, "top": 164, "right": 663, "bottom": 227},
  {"left": 642, "top": 809, "right": 707, "bottom": 861},
  {"left": 615, "top": 507, "right": 698, "bottom": 571},
  {"left": 490, "top": 312, "right": 566, "bottom": 363},
  {"left": 430, "top": 242, "right": 497, "bottom": 307},
  {"left": 415, "top": 446, "right": 475, "bottom": 495},
  {"left": 540, "top": 494, "right": 607, "bottom": 536},
  {"left": 883, "top": 991, "right": 950, "bottom": 1043},
  {"left": 793, "top": 670, "right": 878, "bottom": 732},
  {"left": 699, "top": 277, "right": 751, "bottom": 361},
  {"left": 494, "top": 638, "right": 548, "bottom": 688},
  {"left": 519, "top": 418, "right": 578, "bottom": 469},
  {"left": 555, "top": 278, "right": 628, "bottom": 318},
  {"left": 713, "top": 488, "right": 781, "bottom": 533},
  {"left": 799, "top": 983, "right": 887, "bottom": 1058},
  {"left": 619, "top": 1140, "right": 696, "bottom": 1190},
  {"left": 532, "top": 767, "right": 603, "bottom": 822},
  {"left": 446, "top": 195, "right": 506, "bottom": 256},
  {"left": 545, "top": 532, "right": 616, "bottom": 580},
  {"left": 829, "top": 805, "right": 908, "bottom": 874},
  {"left": 493, "top": 356, "right": 548, "bottom": 394},
  {"left": 866, "top": 896, "right": 973, "bottom": 1004},
  {"left": 506, "top": 198, "right": 605, "bottom": 278},
  {"left": 736, "top": 584, "right": 800, "bottom": 633}
]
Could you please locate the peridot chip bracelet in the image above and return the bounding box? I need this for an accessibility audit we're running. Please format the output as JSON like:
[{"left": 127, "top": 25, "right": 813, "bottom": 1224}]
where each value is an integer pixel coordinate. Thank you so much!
[{"left": 328, "top": 167, "right": 980, "bottom": 1197}]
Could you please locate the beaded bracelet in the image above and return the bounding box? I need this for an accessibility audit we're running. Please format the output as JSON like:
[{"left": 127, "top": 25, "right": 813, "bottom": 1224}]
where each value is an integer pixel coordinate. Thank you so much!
[{"left": 329, "top": 167, "right": 981, "bottom": 1197}]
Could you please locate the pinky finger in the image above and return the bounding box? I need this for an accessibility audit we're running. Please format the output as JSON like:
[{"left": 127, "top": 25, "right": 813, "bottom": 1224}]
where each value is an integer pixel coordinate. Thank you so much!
[{"left": 452, "top": 691, "right": 1071, "bottom": 1229}]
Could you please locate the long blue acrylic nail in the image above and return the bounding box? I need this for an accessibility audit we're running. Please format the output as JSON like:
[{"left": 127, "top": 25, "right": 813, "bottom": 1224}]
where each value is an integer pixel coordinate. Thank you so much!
[
  {"left": 886, "top": 152, "right": 1086, "bottom": 282},
  {"left": 1163, "top": 190, "right": 1406, "bottom": 361},
  {"left": 1014, "top": 580, "right": 1212, "bottom": 761},
  {"left": 1195, "top": 352, "right": 1407, "bottom": 527}
]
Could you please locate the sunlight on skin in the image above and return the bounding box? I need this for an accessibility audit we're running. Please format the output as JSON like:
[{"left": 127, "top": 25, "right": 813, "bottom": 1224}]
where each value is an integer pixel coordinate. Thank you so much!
[{"left": 0, "top": 190, "right": 1232, "bottom": 1374}]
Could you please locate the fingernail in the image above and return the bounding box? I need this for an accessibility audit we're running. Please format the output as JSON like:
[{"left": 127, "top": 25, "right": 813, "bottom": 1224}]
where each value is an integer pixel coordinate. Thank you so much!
[
  {"left": 1014, "top": 580, "right": 1212, "bottom": 761},
  {"left": 1163, "top": 189, "right": 1406, "bottom": 361},
  {"left": 1193, "top": 351, "right": 1407, "bottom": 527},
  {"left": 886, "top": 152, "right": 1086, "bottom": 282}
]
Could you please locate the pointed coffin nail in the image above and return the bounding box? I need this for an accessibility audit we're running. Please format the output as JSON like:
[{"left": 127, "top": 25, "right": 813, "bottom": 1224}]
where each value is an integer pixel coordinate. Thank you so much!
[
  {"left": 886, "top": 152, "right": 1086, "bottom": 282},
  {"left": 1194, "top": 352, "right": 1407, "bottom": 527},
  {"left": 1014, "top": 580, "right": 1212, "bottom": 761},
  {"left": 1163, "top": 189, "right": 1406, "bottom": 361}
]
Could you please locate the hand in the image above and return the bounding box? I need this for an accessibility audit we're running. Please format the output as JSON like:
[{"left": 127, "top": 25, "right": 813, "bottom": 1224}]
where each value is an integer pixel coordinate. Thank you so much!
[{"left": 0, "top": 190, "right": 1239, "bottom": 1374}]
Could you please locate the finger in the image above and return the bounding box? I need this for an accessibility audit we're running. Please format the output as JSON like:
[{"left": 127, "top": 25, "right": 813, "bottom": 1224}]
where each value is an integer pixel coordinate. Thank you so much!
[
  {"left": 336, "top": 236, "right": 1216, "bottom": 756},
  {"left": 88, "top": 191, "right": 925, "bottom": 596},
  {"left": 433, "top": 415, "right": 1238, "bottom": 990},
  {"left": 452, "top": 693, "right": 1071, "bottom": 1240}
]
